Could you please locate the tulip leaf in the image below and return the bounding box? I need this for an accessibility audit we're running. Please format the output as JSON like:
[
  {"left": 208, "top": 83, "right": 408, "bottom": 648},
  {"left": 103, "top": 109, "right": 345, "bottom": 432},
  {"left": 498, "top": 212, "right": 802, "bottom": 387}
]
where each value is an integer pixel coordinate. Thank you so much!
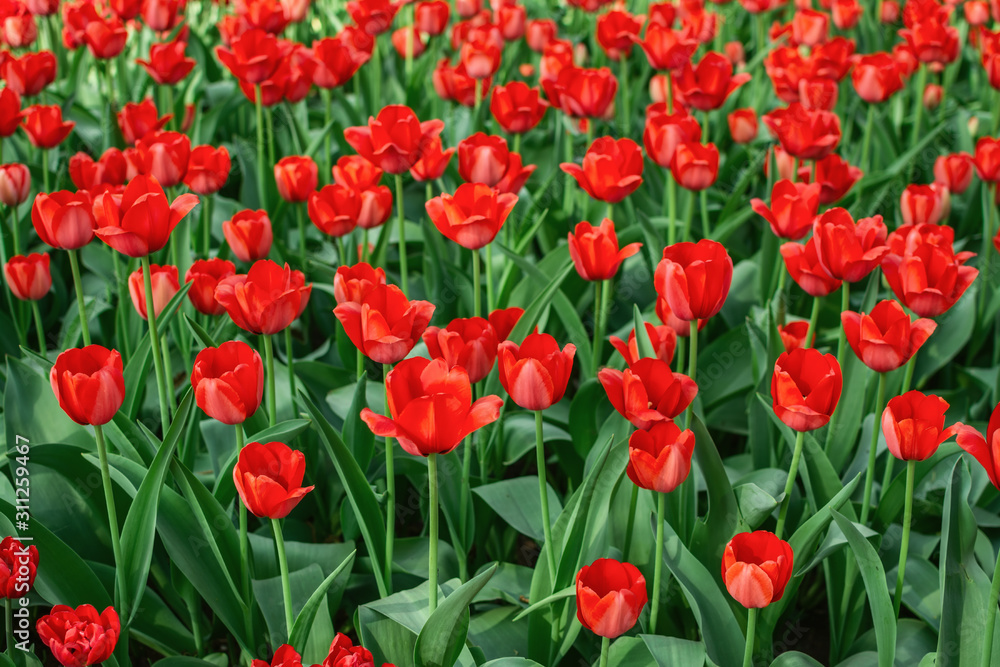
[
  {"left": 632, "top": 304, "right": 657, "bottom": 360},
  {"left": 511, "top": 585, "right": 575, "bottom": 622},
  {"left": 414, "top": 563, "right": 499, "bottom": 667},
  {"left": 288, "top": 550, "right": 356, "bottom": 650},
  {"left": 767, "top": 653, "right": 824, "bottom": 667},
  {"left": 300, "top": 389, "right": 388, "bottom": 598},
  {"left": 688, "top": 416, "right": 740, "bottom": 566},
  {"left": 480, "top": 660, "right": 545, "bottom": 667},
  {"left": 4, "top": 356, "right": 92, "bottom": 451},
  {"left": 639, "top": 635, "right": 706, "bottom": 667},
  {"left": 830, "top": 510, "right": 896, "bottom": 667},
  {"left": 343, "top": 374, "right": 375, "bottom": 469},
  {"left": 472, "top": 477, "right": 563, "bottom": 544},
  {"left": 183, "top": 312, "right": 218, "bottom": 348},
  {"left": 119, "top": 390, "right": 193, "bottom": 625}
]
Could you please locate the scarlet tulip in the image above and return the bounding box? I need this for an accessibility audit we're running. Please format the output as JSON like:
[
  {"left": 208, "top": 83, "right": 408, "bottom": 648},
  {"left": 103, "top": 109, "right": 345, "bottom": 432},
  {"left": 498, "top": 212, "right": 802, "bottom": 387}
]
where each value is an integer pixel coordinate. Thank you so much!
[
  {"left": 345, "top": 105, "right": 445, "bottom": 175},
  {"left": 137, "top": 38, "right": 196, "bottom": 85},
  {"left": 975, "top": 137, "right": 1000, "bottom": 182},
  {"left": 498, "top": 332, "right": 575, "bottom": 410},
  {"left": 459, "top": 25, "right": 503, "bottom": 78},
  {"left": 36, "top": 605, "right": 120, "bottom": 667},
  {"left": 185, "top": 258, "right": 236, "bottom": 316},
  {"left": 777, "top": 320, "right": 811, "bottom": 351},
  {"left": 850, "top": 53, "right": 904, "bottom": 103},
  {"left": 672, "top": 51, "right": 750, "bottom": 111},
  {"left": 489, "top": 306, "right": 523, "bottom": 341},
  {"left": 21, "top": 104, "right": 73, "bottom": 148},
  {"left": 934, "top": 153, "right": 974, "bottom": 194},
  {"left": 609, "top": 322, "right": 677, "bottom": 366},
  {"left": 634, "top": 22, "right": 698, "bottom": 71},
  {"left": 457, "top": 133, "right": 511, "bottom": 186},
  {"left": 31, "top": 190, "right": 96, "bottom": 250},
  {"left": 184, "top": 145, "right": 231, "bottom": 194},
  {"left": 923, "top": 84, "right": 942, "bottom": 110},
  {"left": 216, "top": 28, "right": 283, "bottom": 83},
  {"left": 881, "top": 241, "right": 977, "bottom": 318},
  {"left": 567, "top": 218, "right": 642, "bottom": 281},
  {"left": 83, "top": 14, "right": 127, "bottom": 59},
  {"left": 425, "top": 182, "right": 518, "bottom": 249},
  {"left": 670, "top": 141, "right": 719, "bottom": 191},
  {"left": 346, "top": 0, "right": 401, "bottom": 34},
  {"left": 0, "top": 536, "right": 38, "bottom": 598},
  {"left": 575, "top": 558, "right": 647, "bottom": 638},
  {"left": 596, "top": 9, "right": 644, "bottom": 61},
  {"left": 643, "top": 106, "right": 701, "bottom": 168},
  {"left": 141, "top": 0, "right": 185, "bottom": 31},
  {"left": 561, "top": 137, "right": 644, "bottom": 204},
  {"left": 311, "top": 35, "right": 366, "bottom": 90},
  {"left": 807, "top": 153, "right": 862, "bottom": 204},
  {"left": 69, "top": 149, "right": 127, "bottom": 190},
  {"left": 216, "top": 260, "right": 311, "bottom": 335},
  {"left": 409, "top": 138, "right": 455, "bottom": 182},
  {"left": 0, "top": 163, "right": 30, "bottom": 206},
  {"left": 117, "top": 99, "right": 170, "bottom": 145},
  {"left": 728, "top": 108, "right": 757, "bottom": 143},
  {"left": 191, "top": 341, "right": 264, "bottom": 425},
  {"left": 433, "top": 59, "right": 491, "bottom": 107},
  {"left": 93, "top": 175, "right": 199, "bottom": 257},
  {"left": 654, "top": 239, "right": 733, "bottom": 321},
  {"left": 334, "top": 284, "right": 434, "bottom": 363},
  {"left": 422, "top": 317, "right": 499, "bottom": 384},
  {"left": 627, "top": 421, "right": 695, "bottom": 493},
  {"left": 361, "top": 357, "right": 502, "bottom": 456},
  {"left": 0, "top": 88, "right": 23, "bottom": 137},
  {"left": 526, "top": 18, "right": 557, "bottom": 52},
  {"left": 780, "top": 237, "right": 843, "bottom": 297},
  {"left": 333, "top": 262, "right": 385, "bottom": 305},
  {"left": 50, "top": 345, "right": 125, "bottom": 425},
  {"left": 2, "top": 7, "right": 37, "bottom": 48},
  {"left": 136, "top": 130, "right": 191, "bottom": 187},
  {"left": 763, "top": 103, "right": 841, "bottom": 161},
  {"left": 599, "top": 358, "right": 697, "bottom": 429},
  {"left": 900, "top": 183, "right": 948, "bottom": 226},
  {"left": 882, "top": 390, "right": 956, "bottom": 462},
  {"left": 4, "top": 252, "right": 50, "bottom": 301},
  {"left": 322, "top": 634, "right": 386, "bottom": 667},
  {"left": 831, "top": 0, "right": 862, "bottom": 29},
  {"left": 308, "top": 185, "right": 359, "bottom": 238},
  {"left": 751, "top": 179, "right": 821, "bottom": 240},
  {"left": 953, "top": 402, "right": 1000, "bottom": 490},
  {"left": 722, "top": 531, "right": 794, "bottom": 608},
  {"left": 771, "top": 348, "right": 842, "bottom": 432},
  {"left": 544, "top": 66, "right": 618, "bottom": 119},
  {"left": 1, "top": 50, "right": 56, "bottom": 96},
  {"left": 416, "top": 0, "right": 449, "bottom": 34},
  {"left": 489, "top": 82, "right": 549, "bottom": 135},
  {"left": 233, "top": 441, "right": 314, "bottom": 519},
  {"left": 841, "top": 299, "right": 936, "bottom": 372},
  {"left": 538, "top": 39, "right": 573, "bottom": 83},
  {"left": 810, "top": 208, "right": 888, "bottom": 282},
  {"left": 900, "top": 17, "right": 959, "bottom": 64},
  {"left": 790, "top": 8, "right": 828, "bottom": 46},
  {"left": 128, "top": 263, "right": 180, "bottom": 320},
  {"left": 797, "top": 77, "right": 838, "bottom": 111},
  {"left": 272, "top": 155, "right": 317, "bottom": 204},
  {"left": 251, "top": 645, "right": 303, "bottom": 667}
]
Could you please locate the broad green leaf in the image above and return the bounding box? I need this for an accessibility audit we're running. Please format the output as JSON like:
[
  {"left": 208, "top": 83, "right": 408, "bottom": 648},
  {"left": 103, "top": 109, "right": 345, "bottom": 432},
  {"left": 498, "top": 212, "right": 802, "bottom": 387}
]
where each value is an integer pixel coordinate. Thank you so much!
[
  {"left": 640, "top": 635, "right": 706, "bottom": 667},
  {"left": 288, "top": 550, "right": 356, "bottom": 650},
  {"left": 511, "top": 586, "right": 575, "bottom": 622},
  {"left": 343, "top": 375, "right": 375, "bottom": 468},
  {"left": 768, "top": 653, "right": 824, "bottom": 667},
  {"left": 472, "top": 477, "right": 562, "bottom": 543},
  {"left": 632, "top": 305, "right": 656, "bottom": 359},
  {"left": 414, "top": 563, "right": 498, "bottom": 667}
]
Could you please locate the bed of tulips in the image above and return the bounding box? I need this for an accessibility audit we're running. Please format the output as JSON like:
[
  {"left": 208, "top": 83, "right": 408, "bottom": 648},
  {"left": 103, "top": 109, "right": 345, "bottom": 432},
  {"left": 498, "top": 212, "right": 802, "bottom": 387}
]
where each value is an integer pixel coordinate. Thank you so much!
[{"left": 3, "top": 0, "right": 1000, "bottom": 665}]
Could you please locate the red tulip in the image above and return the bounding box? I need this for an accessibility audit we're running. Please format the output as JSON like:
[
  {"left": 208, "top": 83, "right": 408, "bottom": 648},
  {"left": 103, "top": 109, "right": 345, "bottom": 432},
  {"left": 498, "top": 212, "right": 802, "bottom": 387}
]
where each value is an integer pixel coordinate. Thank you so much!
[
  {"left": 850, "top": 53, "right": 904, "bottom": 103},
  {"left": 654, "top": 239, "right": 733, "bottom": 321},
  {"left": 728, "top": 108, "right": 757, "bottom": 143},
  {"left": 567, "top": 218, "right": 642, "bottom": 281},
  {"left": 596, "top": 9, "right": 644, "bottom": 61},
  {"left": 346, "top": 0, "right": 401, "bottom": 34},
  {"left": 216, "top": 28, "right": 283, "bottom": 83},
  {"left": 922, "top": 83, "right": 942, "bottom": 110},
  {"left": 409, "top": 137, "right": 455, "bottom": 182},
  {"left": 489, "top": 82, "right": 549, "bottom": 135},
  {"left": 233, "top": 441, "right": 314, "bottom": 519},
  {"left": 0, "top": 163, "right": 30, "bottom": 206},
  {"left": 37, "top": 604, "right": 120, "bottom": 667},
  {"left": 498, "top": 332, "right": 575, "bottom": 410},
  {"left": 493, "top": 152, "right": 536, "bottom": 195},
  {"left": 251, "top": 645, "right": 303, "bottom": 667},
  {"left": 526, "top": 18, "right": 557, "bottom": 52},
  {"left": 308, "top": 184, "right": 359, "bottom": 238},
  {"left": 643, "top": 105, "right": 701, "bottom": 169},
  {"left": 538, "top": 39, "right": 573, "bottom": 84},
  {"left": 0, "top": 536, "right": 38, "bottom": 599},
  {"left": 954, "top": 402, "right": 1000, "bottom": 490},
  {"left": 2, "top": 7, "right": 37, "bottom": 48},
  {"left": 136, "top": 130, "right": 191, "bottom": 188},
  {"left": 141, "top": 0, "right": 185, "bottom": 31},
  {"left": 722, "top": 531, "right": 794, "bottom": 608},
  {"left": 191, "top": 340, "right": 264, "bottom": 425},
  {"left": 459, "top": 25, "right": 503, "bottom": 78},
  {"left": 425, "top": 182, "right": 518, "bottom": 250},
  {"left": 137, "top": 38, "right": 195, "bottom": 85},
  {"left": 881, "top": 239, "right": 977, "bottom": 318},
  {"left": 489, "top": 306, "right": 523, "bottom": 341},
  {"left": 311, "top": 35, "right": 366, "bottom": 90},
  {"left": 900, "top": 183, "right": 948, "bottom": 227},
  {"left": 272, "top": 155, "right": 317, "bottom": 204},
  {"left": 634, "top": 22, "right": 698, "bottom": 71},
  {"left": 21, "top": 104, "right": 73, "bottom": 148},
  {"left": 83, "top": 14, "right": 127, "bottom": 59},
  {"left": 117, "top": 99, "right": 170, "bottom": 145},
  {"left": 797, "top": 76, "right": 838, "bottom": 111},
  {"left": 50, "top": 345, "right": 125, "bottom": 426},
  {"left": 790, "top": 8, "right": 828, "bottom": 46},
  {"left": 934, "top": 153, "right": 974, "bottom": 194},
  {"left": 763, "top": 103, "right": 841, "bottom": 161},
  {"left": 1, "top": 50, "right": 56, "bottom": 96},
  {"left": 841, "top": 299, "right": 936, "bottom": 372},
  {"left": 433, "top": 59, "right": 491, "bottom": 107},
  {"left": 416, "top": 0, "right": 449, "bottom": 34},
  {"left": 810, "top": 208, "right": 888, "bottom": 283},
  {"left": 751, "top": 179, "right": 821, "bottom": 241},
  {"left": 4, "top": 252, "right": 50, "bottom": 301},
  {"left": 390, "top": 28, "right": 425, "bottom": 58},
  {"left": 882, "top": 390, "right": 956, "bottom": 462},
  {"left": 599, "top": 357, "right": 697, "bottom": 429},
  {"left": 672, "top": 51, "right": 750, "bottom": 111},
  {"left": 185, "top": 258, "right": 236, "bottom": 316},
  {"left": 344, "top": 105, "right": 445, "bottom": 175},
  {"left": 457, "top": 132, "right": 511, "bottom": 187},
  {"left": 31, "top": 190, "right": 96, "bottom": 250},
  {"left": 333, "top": 262, "right": 386, "bottom": 305},
  {"left": 561, "top": 137, "right": 644, "bottom": 204},
  {"left": 334, "top": 284, "right": 434, "bottom": 363},
  {"left": 543, "top": 66, "right": 618, "bottom": 120},
  {"left": 361, "top": 357, "right": 502, "bottom": 457},
  {"left": 422, "top": 317, "right": 499, "bottom": 383},
  {"left": 780, "top": 237, "right": 843, "bottom": 297},
  {"left": 93, "top": 175, "right": 199, "bottom": 257},
  {"left": 627, "top": 420, "right": 695, "bottom": 493},
  {"left": 975, "top": 137, "right": 1000, "bottom": 183},
  {"left": 670, "top": 141, "right": 719, "bottom": 191},
  {"left": 881, "top": 0, "right": 899, "bottom": 22},
  {"left": 771, "top": 348, "right": 842, "bottom": 432},
  {"left": 0, "top": 88, "right": 23, "bottom": 137},
  {"left": 609, "top": 322, "right": 677, "bottom": 366},
  {"left": 805, "top": 152, "right": 862, "bottom": 204},
  {"left": 831, "top": 0, "right": 862, "bottom": 29},
  {"left": 575, "top": 558, "right": 647, "bottom": 638},
  {"left": 215, "top": 260, "right": 311, "bottom": 335},
  {"left": 966, "top": 0, "right": 990, "bottom": 25},
  {"left": 184, "top": 145, "right": 231, "bottom": 195},
  {"left": 900, "top": 17, "right": 959, "bottom": 64},
  {"left": 128, "top": 263, "right": 180, "bottom": 320},
  {"left": 777, "top": 320, "right": 812, "bottom": 351}
]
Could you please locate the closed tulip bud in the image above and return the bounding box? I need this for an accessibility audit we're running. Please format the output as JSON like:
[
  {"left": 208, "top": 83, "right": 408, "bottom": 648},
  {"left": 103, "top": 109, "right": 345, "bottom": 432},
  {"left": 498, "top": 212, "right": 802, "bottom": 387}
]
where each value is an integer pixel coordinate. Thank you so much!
[
  {"left": 728, "top": 108, "right": 757, "bottom": 144},
  {"left": 842, "top": 299, "right": 936, "bottom": 372},
  {"left": 191, "top": 341, "right": 263, "bottom": 424},
  {"left": 490, "top": 82, "right": 549, "bottom": 135},
  {"left": 526, "top": 18, "right": 556, "bottom": 52},
  {"left": 0, "top": 536, "right": 38, "bottom": 598},
  {"left": 117, "top": 99, "right": 171, "bottom": 146},
  {"left": 93, "top": 175, "right": 199, "bottom": 257},
  {"left": 655, "top": 239, "right": 733, "bottom": 321},
  {"left": 627, "top": 420, "right": 695, "bottom": 493},
  {"left": 0, "top": 163, "right": 30, "bottom": 206},
  {"left": 670, "top": 141, "right": 719, "bottom": 191},
  {"left": 575, "top": 558, "right": 647, "bottom": 638},
  {"left": 50, "top": 345, "right": 125, "bottom": 425},
  {"left": 851, "top": 52, "right": 903, "bottom": 103},
  {"left": 136, "top": 130, "right": 190, "bottom": 188},
  {"left": 880, "top": 0, "right": 899, "bottom": 22},
  {"left": 422, "top": 317, "right": 499, "bottom": 383},
  {"left": 923, "top": 83, "right": 943, "bottom": 109},
  {"left": 32, "top": 190, "right": 95, "bottom": 250},
  {"left": 599, "top": 357, "right": 697, "bottom": 429},
  {"left": 543, "top": 65, "right": 617, "bottom": 120},
  {"left": 185, "top": 258, "right": 236, "bottom": 316},
  {"left": 722, "top": 531, "right": 794, "bottom": 608},
  {"left": 975, "top": 137, "right": 1000, "bottom": 183},
  {"left": 416, "top": 0, "right": 450, "bottom": 34},
  {"left": 3, "top": 10, "right": 36, "bottom": 49},
  {"left": 798, "top": 76, "right": 838, "bottom": 111},
  {"left": 273, "top": 155, "right": 318, "bottom": 203},
  {"left": 882, "top": 390, "right": 957, "bottom": 462},
  {"left": 771, "top": 348, "right": 842, "bottom": 432},
  {"left": 831, "top": 0, "right": 862, "bottom": 29},
  {"left": 498, "top": 332, "right": 575, "bottom": 410},
  {"left": 308, "top": 184, "right": 359, "bottom": 238},
  {"left": 811, "top": 208, "right": 888, "bottom": 282},
  {"left": 488, "top": 306, "right": 524, "bottom": 341},
  {"left": 644, "top": 106, "right": 701, "bottom": 168},
  {"left": 561, "top": 137, "right": 644, "bottom": 204},
  {"left": 234, "top": 441, "right": 314, "bottom": 519},
  {"left": 763, "top": 103, "right": 841, "bottom": 161},
  {"left": 568, "top": 218, "right": 642, "bottom": 281},
  {"left": 426, "top": 182, "right": 518, "bottom": 250},
  {"left": 900, "top": 183, "right": 948, "bottom": 226},
  {"left": 20, "top": 104, "right": 73, "bottom": 148},
  {"left": 334, "top": 284, "right": 434, "bottom": 364},
  {"left": 184, "top": 145, "right": 231, "bottom": 195},
  {"left": 933, "top": 153, "right": 974, "bottom": 194},
  {"left": 609, "top": 322, "right": 677, "bottom": 367},
  {"left": 497, "top": 4, "right": 526, "bottom": 41},
  {"left": 128, "top": 263, "right": 180, "bottom": 320},
  {"left": 37, "top": 605, "right": 120, "bottom": 667},
  {"left": 457, "top": 132, "right": 510, "bottom": 186},
  {"left": 345, "top": 105, "right": 445, "bottom": 175},
  {"left": 777, "top": 320, "right": 811, "bottom": 351},
  {"left": 4, "top": 252, "right": 51, "bottom": 301}
]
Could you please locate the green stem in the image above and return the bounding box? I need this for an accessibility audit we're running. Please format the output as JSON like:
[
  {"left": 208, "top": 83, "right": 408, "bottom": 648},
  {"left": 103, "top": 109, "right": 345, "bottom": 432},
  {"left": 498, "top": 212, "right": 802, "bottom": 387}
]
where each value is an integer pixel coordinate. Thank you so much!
[
  {"left": 265, "top": 104, "right": 276, "bottom": 179},
  {"left": 356, "top": 347, "right": 365, "bottom": 379},
  {"left": 68, "top": 249, "right": 92, "bottom": 346},
  {"left": 9, "top": 202, "right": 19, "bottom": 255},
  {"left": 395, "top": 173, "right": 408, "bottom": 296},
  {"left": 688, "top": 319, "right": 699, "bottom": 385},
  {"left": 95, "top": 425, "right": 123, "bottom": 611},
  {"left": 459, "top": 433, "right": 472, "bottom": 581},
  {"left": 775, "top": 430, "right": 805, "bottom": 540},
  {"left": 42, "top": 148, "right": 49, "bottom": 193},
  {"left": 536, "top": 410, "right": 557, "bottom": 586},
  {"left": 983, "top": 542, "right": 1000, "bottom": 667},
  {"left": 201, "top": 196, "right": 212, "bottom": 257},
  {"left": 599, "top": 636, "right": 610, "bottom": 667},
  {"left": 620, "top": 57, "right": 630, "bottom": 137},
  {"left": 836, "top": 283, "right": 850, "bottom": 369},
  {"left": 485, "top": 242, "right": 494, "bottom": 314},
  {"left": 271, "top": 518, "right": 294, "bottom": 638},
  {"left": 666, "top": 173, "right": 677, "bottom": 246},
  {"left": 859, "top": 372, "right": 887, "bottom": 525},
  {"left": 513, "top": 133, "right": 522, "bottom": 155},
  {"left": 5, "top": 599, "right": 12, "bottom": 658},
  {"left": 622, "top": 484, "right": 638, "bottom": 561},
  {"left": 859, "top": 104, "right": 875, "bottom": 176},
  {"left": 472, "top": 247, "right": 481, "bottom": 318},
  {"left": 649, "top": 491, "right": 666, "bottom": 633},
  {"left": 162, "top": 334, "right": 176, "bottom": 415},
  {"left": 428, "top": 452, "right": 439, "bottom": 613},
  {"left": 909, "top": 65, "right": 927, "bottom": 155},
  {"left": 141, "top": 255, "right": 171, "bottom": 431},
  {"left": 384, "top": 363, "right": 395, "bottom": 595},
  {"left": 30, "top": 301, "right": 45, "bottom": 357},
  {"left": 285, "top": 327, "right": 297, "bottom": 417},
  {"left": 892, "top": 459, "right": 915, "bottom": 618},
  {"left": 700, "top": 189, "right": 711, "bottom": 238},
  {"left": 323, "top": 89, "right": 333, "bottom": 184},
  {"left": 593, "top": 279, "right": 611, "bottom": 372},
  {"left": 805, "top": 295, "right": 821, "bottom": 349},
  {"left": 236, "top": 423, "right": 253, "bottom": 647},
  {"left": 743, "top": 608, "right": 758, "bottom": 667},
  {"left": 263, "top": 333, "right": 276, "bottom": 427},
  {"left": 296, "top": 203, "right": 307, "bottom": 272},
  {"left": 113, "top": 254, "right": 131, "bottom": 362},
  {"left": 254, "top": 85, "right": 268, "bottom": 210}
]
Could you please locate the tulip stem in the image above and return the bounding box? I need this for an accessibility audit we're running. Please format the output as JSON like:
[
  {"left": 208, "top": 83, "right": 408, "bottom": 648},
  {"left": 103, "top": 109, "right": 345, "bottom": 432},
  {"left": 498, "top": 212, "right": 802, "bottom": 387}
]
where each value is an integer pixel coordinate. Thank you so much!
[
  {"left": 395, "top": 173, "right": 408, "bottom": 297},
  {"left": 270, "top": 518, "right": 294, "bottom": 639},
  {"left": 142, "top": 255, "right": 172, "bottom": 432},
  {"left": 859, "top": 372, "right": 887, "bottom": 526},
  {"left": 621, "top": 484, "right": 638, "bottom": 561},
  {"left": 599, "top": 636, "right": 610, "bottom": 667},
  {"left": 30, "top": 301, "right": 45, "bottom": 358},
  {"left": 485, "top": 242, "right": 495, "bottom": 314},
  {"left": 263, "top": 333, "right": 276, "bottom": 427},
  {"left": 592, "top": 279, "right": 610, "bottom": 373},
  {"left": 859, "top": 104, "right": 875, "bottom": 176},
  {"left": 235, "top": 423, "right": 253, "bottom": 646},
  {"left": 201, "top": 196, "right": 212, "bottom": 256},
  {"left": 775, "top": 430, "right": 805, "bottom": 540},
  {"left": 41, "top": 149, "right": 49, "bottom": 194},
  {"left": 428, "top": 452, "right": 440, "bottom": 614},
  {"left": 742, "top": 608, "right": 758, "bottom": 667},
  {"left": 458, "top": 433, "right": 472, "bottom": 581},
  {"left": 322, "top": 89, "right": 333, "bottom": 184},
  {"left": 909, "top": 65, "right": 927, "bottom": 162},
  {"left": 620, "top": 57, "right": 630, "bottom": 137},
  {"left": 805, "top": 295, "right": 821, "bottom": 349},
  {"left": 94, "top": 424, "right": 123, "bottom": 612},
  {"left": 666, "top": 174, "right": 677, "bottom": 246},
  {"left": 513, "top": 132, "right": 522, "bottom": 155},
  {"left": 649, "top": 491, "right": 666, "bottom": 634},
  {"left": 472, "top": 247, "right": 481, "bottom": 318},
  {"left": 162, "top": 334, "right": 176, "bottom": 416},
  {"left": 535, "top": 410, "right": 557, "bottom": 586},
  {"left": 68, "top": 249, "right": 91, "bottom": 346},
  {"left": 285, "top": 327, "right": 297, "bottom": 417},
  {"left": 687, "top": 319, "right": 698, "bottom": 386},
  {"left": 892, "top": 459, "right": 915, "bottom": 618},
  {"left": 700, "top": 189, "right": 711, "bottom": 239},
  {"left": 357, "top": 348, "right": 365, "bottom": 379},
  {"left": 296, "top": 204, "right": 307, "bottom": 274},
  {"left": 682, "top": 190, "right": 695, "bottom": 243},
  {"left": 982, "top": 542, "right": 1000, "bottom": 667},
  {"left": 825, "top": 282, "right": 851, "bottom": 456},
  {"left": 384, "top": 363, "right": 396, "bottom": 595},
  {"left": 254, "top": 85, "right": 268, "bottom": 210}
]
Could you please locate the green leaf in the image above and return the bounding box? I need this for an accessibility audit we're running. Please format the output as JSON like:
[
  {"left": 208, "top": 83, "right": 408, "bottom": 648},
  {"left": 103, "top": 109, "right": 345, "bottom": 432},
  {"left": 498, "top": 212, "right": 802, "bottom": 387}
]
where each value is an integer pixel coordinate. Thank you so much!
[
  {"left": 830, "top": 511, "right": 896, "bottom": 667},
  {"left": 511, "top": 586, "right": 575, "bottom": 622},
  {"left": 288, "top": 550, "right": 356, "bottom": 649},
  {"left": 414, "top": 563, "right": 499, "bottom": 667},
  {"left": 639, "top": 635, "right": 706, "bottom": 667},
  {"left": 632, "top": 304, "right": 656, "bottom": 359},
  {"left": 688, "top": 416, "right": 739, "bottom": 566},
  {"left": 343, "top": 375, "right": 375, "bottom": 468},
  {"left": 767, "top": 653, "right": 824, "bottom": 667},
  {"left": 119, "top": 391, "right": 193, "bottom": 625},
  {"left": 472, "top": 477, "right": 562, "bottom": 543},
  {"left": 480, "top": 660, "right": 545, "bottom": 667}
]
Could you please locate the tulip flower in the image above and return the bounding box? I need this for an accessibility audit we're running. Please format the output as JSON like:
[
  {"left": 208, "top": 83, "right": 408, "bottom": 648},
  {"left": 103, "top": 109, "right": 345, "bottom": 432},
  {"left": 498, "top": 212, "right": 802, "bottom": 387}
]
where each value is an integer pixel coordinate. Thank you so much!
[
  {"left": 251, "top": 645, "right": 303, "bottom": 667},
  {"left": 223, "top": 209, "right": 273, "bottom": 263},
  {"left": 490, "top": 81, "right": 549, "bottom": 135},
  {"left": 117, "top": 99, "right": 171, "bottom": 146},
  {"left": 654, "top": 239, "right": 732, "bottom": 324},
  {"left": 777, "top": 321, "right": 811, "bottom": 352},
  {"left": 422, "top": 317, "right": 499, "bottom": 383},
  {"left": 20, "top": 104, "right": 73, "bottom": 149},
  {"left": 185, "top": 258, "right": 236, "bottom": 316},
  {"left": 634, "top": 22, "right": 698, "bottom": 72},
  {"left": 135, "top": 130, "right": 191, "bottom": 188},
  {"left": 543, "top": 66, "right": 618, "bottom": 120},
  {"left": 272, "top": 155, "right": 317, "bottom": 204},
  {"left": 811, "top": 208, "right": 888, "bottom": 283},
  {"left": 643, "top": 105, "right": 701, "bottom": 169},
  {"left": 0, "top": 536, "right": 38, "bottom": 599},
  {"left": 68, "top": 149, "right": 126, "bottom": 190},
  {"left": 137, "top": 38, "right": 196, "bottom": 85},
  {"left": 191, "top": 341, "right": 264, "bottom": 425},
  {"left": 415, "top": 0, "right": 449, "bottom": 34},
  {"left": 93, "top": 175, "right": 199, "bottom": 258},
  {"left": 881, "top": 240, "right": 977, "bottom": 319},
  {"left": 609, "top": 322, "right": 677, "bottom": 367},
  {"left": 4, "top": 252, "right": 49, "bottom": 353},
  {"left": 596, "top": 9, "right": 643, "bottom": 61},
  {"left": 409, "top": 138, "right": 455, "bottom": 183},
  {"left": 333, "top": 262, "right": 386, "bottom": 305},
  {"left": 934, "top": 153, "right": 974, "bottom": 194},
  {"left": 214, "top": 260, "right": 310, "bottom": 336},
  {"left": 568, "top": 218, "right": 642, "bottom": 281},
  {"left": 670, "top": 141, "right": 719, "bottom": 191},
  {"left": 0, "top": 88, "right": 23, "bottom": 138},
  {"left": 308, "top": 184, "right": 359, "bottom": 239},
  {"left": 598, "top": 357, "right": 698, "bottom": 430},
  {"left": 127, "top": 263, "right": 180, "bottom": 320},
  {"left": 781, "top": 238, "right": 843, "bottom": 298},
  {"left": 489, "top": 306, "right": 524, "bottom": 341},
  {"left": 851, "top": 53, "right": 904, "bottom": 104},
  {"left": 526, "top": 18, "right": 557, "bottom": 51},
  {"left": 752, "top": 179, "right": 822, "bottom": 241},
  {"left": 345, "top": 105, "right": 445, "bottom": 175},
  {"left": 333, "top": 283, "right": 434, "bottom": 364},
  {"left": 806, "top": 153, "right": 863, "bottom": 204},
  {"left": 36, "top": 605, "right": 120, "bottom": 667},
  {"left": 728, "top": 108, "right": 757, "bottom": 144},
  {"left": 576, "top": 558, "right": 647, "bottom": 649},
  {"left": 672, "top": 52, "right": 750, "bottom": 112},
  {"left": 1, "top": 50, "right": 56, "bottom": 97},
  {"left": 975, "top": 137, "right": 1000, "bottom": 183},
  {"left": 185, "top": 145, "right": 231, "bottom": 195},
  {"left": 561, "top": 137, "right": 644, "bottom": 204},
  {"left": 0, "top": 163, "right": 29, "bottom": 209},
  {"left": 842, "top": 299, "right": 936, "bottom": 374},
  {"left": 900, "top": 183, "right": 948, "bottom": 226}
]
